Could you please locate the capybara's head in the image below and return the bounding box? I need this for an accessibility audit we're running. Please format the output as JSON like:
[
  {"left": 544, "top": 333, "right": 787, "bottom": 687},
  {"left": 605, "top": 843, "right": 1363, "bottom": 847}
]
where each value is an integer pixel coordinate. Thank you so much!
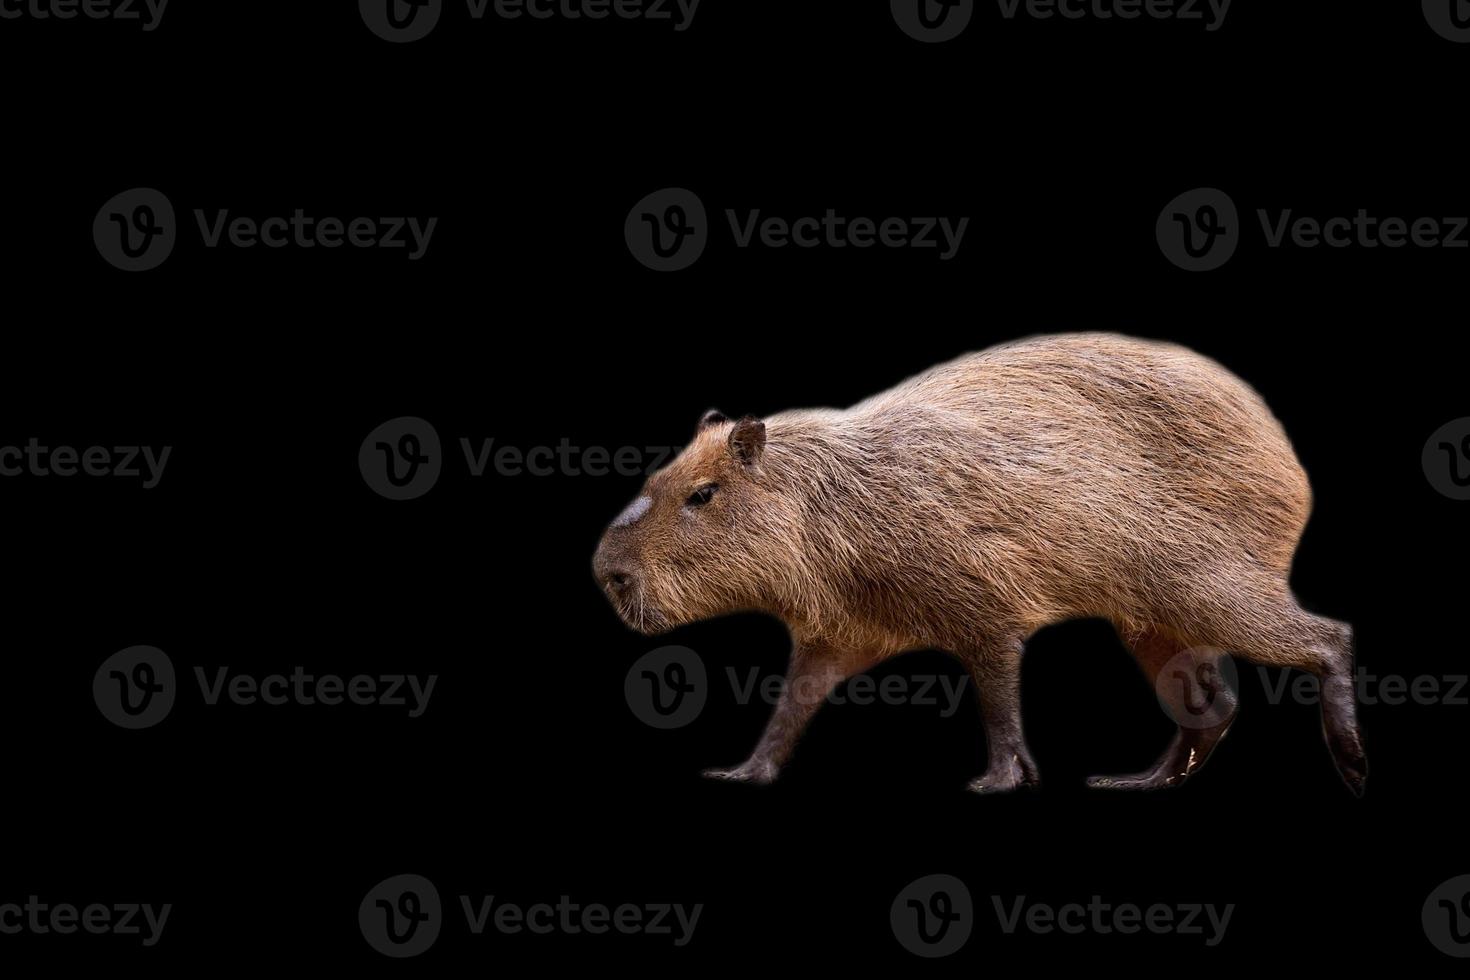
[{"left": 593, "top": 410, "right": 798, "bottom": 634}]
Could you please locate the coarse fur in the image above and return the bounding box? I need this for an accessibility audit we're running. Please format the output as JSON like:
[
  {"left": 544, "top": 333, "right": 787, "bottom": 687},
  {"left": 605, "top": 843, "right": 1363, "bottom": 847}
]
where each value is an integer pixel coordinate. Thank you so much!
[{"left": 593, "top": 332, "right": 1366, "bottom": 795}]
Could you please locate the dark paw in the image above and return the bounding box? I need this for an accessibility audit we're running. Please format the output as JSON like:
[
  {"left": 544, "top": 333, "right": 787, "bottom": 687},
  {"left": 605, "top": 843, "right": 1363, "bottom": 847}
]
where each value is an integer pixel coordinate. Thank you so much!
[
  {"left": 966, "top": 760, "right": 1040, "bottom": 795},
  {"left": 1338, "top": 760, "right": 1368, "bottom": 798},
  {"left": 1332, "top": 736, "right": 1368, "bottom": 798},
  {"left": 1085, "top": 770, "right": 1182, "bottom": 791},
  {"left": 702, "top": 760, "right": 777, "bottom": 785},
  {"left": 966, "top": 775, "right": 1035, "bottom": 795}
]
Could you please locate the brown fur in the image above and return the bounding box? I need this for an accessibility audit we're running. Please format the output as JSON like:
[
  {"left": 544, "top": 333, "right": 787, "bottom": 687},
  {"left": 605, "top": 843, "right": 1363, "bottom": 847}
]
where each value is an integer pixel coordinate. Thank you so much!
[{"left": 593, "top": 333, "right": 1366, "bottom": 794}]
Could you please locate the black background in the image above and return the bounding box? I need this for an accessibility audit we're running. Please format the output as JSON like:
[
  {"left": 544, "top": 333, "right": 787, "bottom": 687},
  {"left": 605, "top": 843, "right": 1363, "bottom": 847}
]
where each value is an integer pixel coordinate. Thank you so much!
[{"left": 1, "top": 0, "right": 1466, "bottom": 969}]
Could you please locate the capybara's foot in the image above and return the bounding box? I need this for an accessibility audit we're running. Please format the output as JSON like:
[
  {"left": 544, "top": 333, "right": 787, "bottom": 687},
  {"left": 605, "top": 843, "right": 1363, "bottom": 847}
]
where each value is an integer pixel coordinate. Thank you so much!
[
  {"left": 702, "top": 759, "right": 778, "bottom": 785},
  {"left": 966, "top": 755, "right": 1039, "bottom": 794},
  {"left": 1085, "top": 767, "right": 1186, "bottom": 791},
  {"left": 1320, "top": 657, "right": 1367, "bottom": 798},
  {"left": 1087, "top": 721, "right": 1231, "bottom": 791},
  {"left": 1331, "top": 733, "right": 1368, "bottom": 798}
]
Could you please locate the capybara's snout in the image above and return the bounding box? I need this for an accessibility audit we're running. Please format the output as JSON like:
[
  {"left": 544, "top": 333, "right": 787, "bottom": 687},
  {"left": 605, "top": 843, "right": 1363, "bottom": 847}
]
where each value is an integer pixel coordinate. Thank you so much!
[
  {"left": 592, "top": 512, "right": 668, "bottom": 635},
  {"left": 591, "top": 532, "right": 636, "bottom": 599}
]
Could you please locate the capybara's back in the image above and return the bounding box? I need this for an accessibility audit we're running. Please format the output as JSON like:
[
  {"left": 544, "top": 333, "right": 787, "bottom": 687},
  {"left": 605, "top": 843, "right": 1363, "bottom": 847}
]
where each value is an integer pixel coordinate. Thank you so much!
[
  {"left": 594, "top": 332, "right": 1365, "bottom": 796},
  {"left": 849, "top": 334, "right": 1313, "bottom": 640}
]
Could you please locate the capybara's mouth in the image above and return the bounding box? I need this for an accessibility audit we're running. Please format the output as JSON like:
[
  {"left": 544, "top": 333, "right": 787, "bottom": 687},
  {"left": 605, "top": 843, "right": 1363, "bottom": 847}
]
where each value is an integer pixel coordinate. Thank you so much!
[{"left": 607, "top": 589, "right": 672, "bottom": 636}]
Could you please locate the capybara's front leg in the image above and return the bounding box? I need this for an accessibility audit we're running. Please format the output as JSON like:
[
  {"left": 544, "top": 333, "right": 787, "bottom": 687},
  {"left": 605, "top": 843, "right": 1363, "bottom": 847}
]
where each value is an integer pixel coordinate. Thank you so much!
[
  {"left": 959, "top": 640, "right": 1040, "bottom": 794},
  {"left": 703, "top": 641, "right": 868, "bottom": 785}
]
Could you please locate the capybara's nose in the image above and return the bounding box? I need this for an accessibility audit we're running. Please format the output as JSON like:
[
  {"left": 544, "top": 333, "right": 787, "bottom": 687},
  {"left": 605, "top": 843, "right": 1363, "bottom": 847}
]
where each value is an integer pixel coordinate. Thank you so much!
[
  {"left": 593, "top": 545, "right": 634, "bottom": 595},
  {"left": 604, "top": 568, "right": 634, "bottom": 595}
]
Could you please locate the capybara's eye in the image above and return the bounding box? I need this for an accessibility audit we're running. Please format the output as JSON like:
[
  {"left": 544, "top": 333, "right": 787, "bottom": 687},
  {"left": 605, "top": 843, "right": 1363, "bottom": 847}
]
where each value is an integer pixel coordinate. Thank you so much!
[{"left": 686, "top": 484, "right": 718, "bottom": 507}]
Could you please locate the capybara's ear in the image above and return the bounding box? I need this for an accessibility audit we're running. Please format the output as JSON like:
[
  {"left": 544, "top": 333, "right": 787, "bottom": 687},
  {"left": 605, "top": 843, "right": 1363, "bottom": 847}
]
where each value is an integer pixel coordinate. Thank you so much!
[
  {"left": 728, "top": 416, "right": 766, "bottom": 466},
  {"left": 698, "top": 409, "right": 729, "bottom": 432}
]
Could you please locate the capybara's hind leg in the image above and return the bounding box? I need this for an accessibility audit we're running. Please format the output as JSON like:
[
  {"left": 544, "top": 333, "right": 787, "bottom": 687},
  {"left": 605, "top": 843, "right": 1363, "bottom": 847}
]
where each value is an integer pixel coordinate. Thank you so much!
[
  {"left": 1088, "top": 625, "right": 1237, "bottom": 790},
  {"left": 958, "top": 639, "right": 1041, "bottom": 794},
  {"left": 1314, "top": 620, "right": 1367, "bottom": 796},
  {"left": 1185, "top": 588, "right": 1366, "bottom": 797},
  {"left": 1269, "top": 612, "right": 1366, "bottom": 796}
]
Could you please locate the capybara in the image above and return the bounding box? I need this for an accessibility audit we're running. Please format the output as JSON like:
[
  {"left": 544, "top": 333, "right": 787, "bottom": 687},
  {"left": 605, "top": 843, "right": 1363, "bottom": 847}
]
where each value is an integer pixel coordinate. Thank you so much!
[{"left": 592, "top": 333, "right": 1365, "bottom": 795}]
